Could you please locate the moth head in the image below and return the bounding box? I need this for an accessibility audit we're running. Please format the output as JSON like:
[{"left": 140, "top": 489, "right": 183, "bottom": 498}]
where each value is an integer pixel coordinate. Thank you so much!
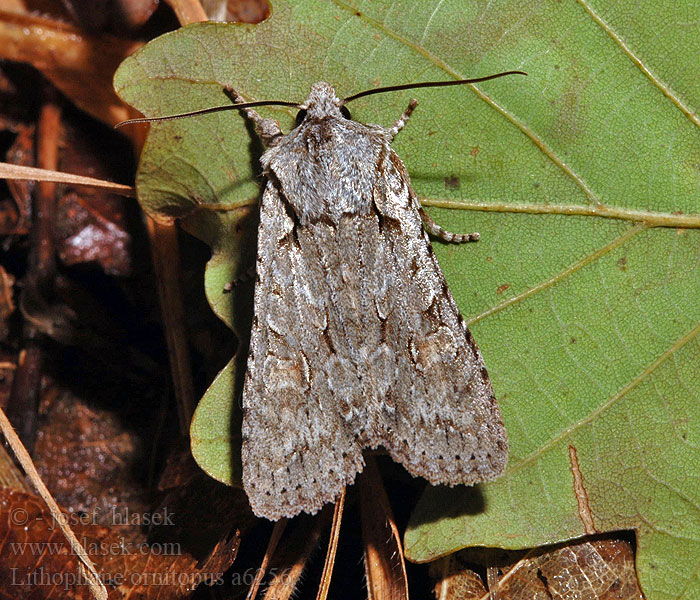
[{"left": 297, "top": 81, "right": 351, "bottom": 123}]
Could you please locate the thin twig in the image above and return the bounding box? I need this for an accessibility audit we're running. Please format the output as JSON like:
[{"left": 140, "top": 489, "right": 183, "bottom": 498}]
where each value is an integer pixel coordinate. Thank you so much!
[
  {"left": 0, "top": 162, "right": 136, "bottom": 197},
  {"left": 246, "top": 518, "right": 287, "bottom": 600},
  {"left": 316, "top": 489, "right": 346, "bottom": 600},
  {"left": 147, "top": 219, "right": 196, "bottom": 432},
  {"left": 165, "top": 0, "right": 208, "bottom": 24},
  {"left": 7, "top": 94, "right": 60, "bottom": 452}
]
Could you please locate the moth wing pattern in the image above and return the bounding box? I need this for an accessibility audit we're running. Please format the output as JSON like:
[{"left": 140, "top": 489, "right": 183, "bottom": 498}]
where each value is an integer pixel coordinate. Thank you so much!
[
  {"left": 241, "top": 181, "right": 368, "bottom": 520},
  {"left": 368, "top": 151, "right": 508, "bottom": 486},
  {"left": 241, "top": 83, "right": 507, "bottom": 520}
]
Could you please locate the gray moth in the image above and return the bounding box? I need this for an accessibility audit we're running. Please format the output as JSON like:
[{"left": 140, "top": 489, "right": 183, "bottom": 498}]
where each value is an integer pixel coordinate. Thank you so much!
[{"left": 234, "top": 82, "right": 508, "bottom": 520}]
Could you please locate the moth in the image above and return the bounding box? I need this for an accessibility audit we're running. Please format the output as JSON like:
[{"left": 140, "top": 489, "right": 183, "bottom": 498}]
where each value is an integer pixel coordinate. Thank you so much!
[{"left": 121, "top": 71, "right": 525, "bottom": 520}]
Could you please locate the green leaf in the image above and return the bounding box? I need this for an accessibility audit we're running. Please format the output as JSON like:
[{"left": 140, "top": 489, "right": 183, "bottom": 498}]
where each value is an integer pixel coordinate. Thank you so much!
[{"left": 114, "top": 2, "right": 700, "bottom": 599}]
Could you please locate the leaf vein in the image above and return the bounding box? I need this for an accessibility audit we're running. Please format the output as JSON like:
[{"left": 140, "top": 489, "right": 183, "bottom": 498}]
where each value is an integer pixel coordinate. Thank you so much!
[
  {"left": 508, "top": 319, "right": 700, "bottom": 475},
  {"left": 422, "top": 198, "right": 700, "bottom": 228},
  {"left": 328, "top": 0, "right": 602, "bottom": 203},
  {"left": 469, "top": 224, "right": 647, "bottom": 324},
  {"left": 577, "top": 0, "right": 700, "bottom": 130}
]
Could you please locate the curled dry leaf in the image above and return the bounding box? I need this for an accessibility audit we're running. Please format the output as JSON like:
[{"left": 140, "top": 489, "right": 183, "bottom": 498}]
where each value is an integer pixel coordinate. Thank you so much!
[
  {"left": 3, "top": 124, "right": 34, "bottom": 236},
  {"left": 0, "top": 11, "right": 141, "bottom": 127},
  {"left": 430, "top": 537, "right": 643, "bottom": 600},
  {"left": 430, "top": 554, "right": 487, "bottom": 600},
  {"left": 511, "top": 538, "right": 643, "bottom": 600}
]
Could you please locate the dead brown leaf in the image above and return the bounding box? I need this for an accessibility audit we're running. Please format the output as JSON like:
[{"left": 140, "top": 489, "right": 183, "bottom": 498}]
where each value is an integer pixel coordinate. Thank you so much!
[
  {"left": 430, "top": 537, "right": 644, "bottom": 600},
  {"left": 0, "top": 10, "right": 142, "bottom": 127},
  {"left": 34, "top": 392, "right": 147, "bottom": 519},
  {"left": 0, "top": 487, "right": 238, "bottom": 599},
  {"left": 430, "top": 553, "right": 487, "bottom": 600}
]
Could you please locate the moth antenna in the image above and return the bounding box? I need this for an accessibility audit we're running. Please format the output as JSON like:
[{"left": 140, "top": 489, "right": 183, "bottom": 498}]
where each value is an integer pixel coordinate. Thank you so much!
[
  {"left": 114, "top": 100, "right": 300, "bottom": 128},
  {"left": 342, "top": 70, "right": 527, "bottom": 104}
]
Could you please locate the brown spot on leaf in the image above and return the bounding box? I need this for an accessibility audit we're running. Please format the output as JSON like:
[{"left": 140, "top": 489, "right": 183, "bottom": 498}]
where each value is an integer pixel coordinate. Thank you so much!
[
  {"left": 444, "top": 175, "right": 461, "bottom": 190},
  {"left": 496, "top": 283, "right": 510, "bottom": 295},
  {"left": 617, "top": 256, "right": 627, "bottom": 271}
]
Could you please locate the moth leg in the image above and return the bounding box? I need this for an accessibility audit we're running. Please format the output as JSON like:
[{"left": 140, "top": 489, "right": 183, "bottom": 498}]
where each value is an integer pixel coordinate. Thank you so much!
[
  {"left": 224, "top": 86, "right": 284, "bottom": 147},
  {"left": 418, "top": 206, "right": 480, "bottom": 243},
  {"left": 388, "top": 99, "right": 418, "bottom": 140}
]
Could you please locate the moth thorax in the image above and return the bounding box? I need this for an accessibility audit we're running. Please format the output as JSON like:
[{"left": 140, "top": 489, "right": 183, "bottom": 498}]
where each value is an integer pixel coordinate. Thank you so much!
[{"left": 303, "top": 81, "right": 344, "bottom": 119}]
